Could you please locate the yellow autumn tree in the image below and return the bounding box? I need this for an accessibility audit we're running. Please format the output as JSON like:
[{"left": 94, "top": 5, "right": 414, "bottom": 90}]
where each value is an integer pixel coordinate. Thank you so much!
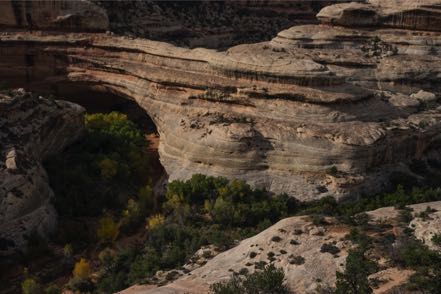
[
  {"left": 73, "top": 258, "right": 91, "bottom": 280},
  {"left": 96, "top": 216, "right": 119, "bottom": 243},
  {"left": 147, "top": 214, "right": 165, "bottom": 230}
]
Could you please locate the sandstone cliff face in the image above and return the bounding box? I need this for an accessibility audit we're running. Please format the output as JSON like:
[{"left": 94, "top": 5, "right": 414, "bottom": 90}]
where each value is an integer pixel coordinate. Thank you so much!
[
  {"left": 0, "top": 89, "right": 84, "bottom": 255},
  {"left": 1, "top": 0, "right": 441, "bottom": 202},
  {"left": 0, "top": 0, "right": 108, "bottom": 31},
  {"left": 94, "top": 0, "right": 343, "bottom": 48},
  {"left": 318, "top": 0, "right": 441, "bottom": 31}
]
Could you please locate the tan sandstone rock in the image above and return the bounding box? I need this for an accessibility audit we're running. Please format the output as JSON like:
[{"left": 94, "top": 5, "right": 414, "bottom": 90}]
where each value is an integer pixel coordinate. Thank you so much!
[
  {"left": 0, "top": 89, "right": 84, "bottom": 255},
  {"left": 1, "top": 1, "right": 441, "bottom": 201},
  {"left": 0, "top": 0, "right": 108, "bottom": 31}
]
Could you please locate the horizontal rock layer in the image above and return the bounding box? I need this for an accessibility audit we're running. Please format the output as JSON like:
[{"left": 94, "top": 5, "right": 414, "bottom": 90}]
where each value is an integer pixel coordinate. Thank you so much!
[
  {"left": 0, "top": 0, "right": 109, "bottom": 31},
  {"left": 0, "top": 89, "right": 84, "bottom": 255},
  {"left": 318, "top": 0, "right": 441, "bottom": 31},
  {"left": 95, "top": 0, "right": 345, "bottom": 48},
  {"left": 1, "top": 1, "right": 441, "bottom": 202}
]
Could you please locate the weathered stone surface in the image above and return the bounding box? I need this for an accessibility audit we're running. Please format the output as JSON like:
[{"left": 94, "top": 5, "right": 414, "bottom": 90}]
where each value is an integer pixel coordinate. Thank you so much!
[
  {"left": 317, "top": 0, "right": 441, "bottom": 31},
  {"left": 1, "top": 1, "right": 441, "bottom": 201},
  {"left": 0, "top": 89, "right": 84, "bottom": 255},
  {"left": 409, "top": 201, "right": 441, "bottom": 251},
  {"left": 123, "top": 201, "right": 441, "bottom": 294},
  {"left": 95, "top": 0, "right": 344, "bottom": 48},
  {"left": 0, "top": 0, "right": 108, "bottom": 31},
  {"left": 119, "top": 216, "right": 351, "bottom": 294}
]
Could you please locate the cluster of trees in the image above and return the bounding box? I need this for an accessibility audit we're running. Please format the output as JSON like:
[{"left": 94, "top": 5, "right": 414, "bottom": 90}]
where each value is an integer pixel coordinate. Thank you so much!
[
  {"left": 96, "top": 174, "right": 297, "bottom": 292},
  {"left": 164, "top": 174, "right": 296, "bottom": 227},
  {"left": 45, "top": 112, "right": 151, "bottom": 217},
  {"left": 40, "top": 111, "right": 441, "bottom": 294}
]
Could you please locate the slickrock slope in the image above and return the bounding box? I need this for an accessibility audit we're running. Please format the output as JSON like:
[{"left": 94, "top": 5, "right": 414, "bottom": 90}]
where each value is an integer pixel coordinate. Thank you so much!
[
  {"left": 122, "top": 201, "right": 440, "bottom": 294},
  {"left": 0, "top": 89, "right": 84, "bottom": 255},
  {"left": 1, "top": 0, "right": 441, "bottom": 201},
  {"left": 120, "top": 216, "right": 351, "bottom": 294},
  {"left": 409, "top": 201, "right": 441, "bottom": 251}
]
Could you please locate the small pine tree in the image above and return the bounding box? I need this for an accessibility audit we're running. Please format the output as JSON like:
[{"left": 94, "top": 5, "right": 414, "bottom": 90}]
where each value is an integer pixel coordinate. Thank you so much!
[{"left": 335, "top": 249, "right": 377, "bottom": 294}]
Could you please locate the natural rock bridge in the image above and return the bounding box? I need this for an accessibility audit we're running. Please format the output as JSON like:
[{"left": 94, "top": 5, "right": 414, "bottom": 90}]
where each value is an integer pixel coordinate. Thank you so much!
[{"left": 1, "top": 0, "right": 441, "bottom": 254}]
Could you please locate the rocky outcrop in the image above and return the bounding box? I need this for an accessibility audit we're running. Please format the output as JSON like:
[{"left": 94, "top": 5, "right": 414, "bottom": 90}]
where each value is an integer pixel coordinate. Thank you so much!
[
  {"left": 318, "top": 0, "right": 441, "bottom": 31},
  {"left": 0, "top": 0, "right": 108, "bottom": 31},
  {"left": 1, "top": 1, "right": 441, "bottom": 201},
  {"left": 409, "top": 201, "right": 441, "bottom": 251},
  {"left": 95, "top": 0, "right": 344, "bottom": 48},
  {"left": 119, "top": 201, "right": 441, "bottom": 294},
  {"left": 0, "top": 89, "right": 84, "bottom": 255},
  {"left": 120, "top": 216, "right": 351, "bottom": 294}
]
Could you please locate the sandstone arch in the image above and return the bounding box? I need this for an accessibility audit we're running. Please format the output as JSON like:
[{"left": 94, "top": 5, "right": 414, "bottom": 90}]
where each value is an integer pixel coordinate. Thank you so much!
[
  {"left": 2, "top": 0, "right": 441, "bottom": 256},
  {"left": 1, "top": 26, "right": 441, "bottom": 204},
  {"left": 1, "top": 0, "right": 441, "bottom": 203}
]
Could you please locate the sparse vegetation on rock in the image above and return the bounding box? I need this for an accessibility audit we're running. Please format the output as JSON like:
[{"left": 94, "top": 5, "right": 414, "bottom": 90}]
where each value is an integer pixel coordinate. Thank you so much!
[{"left": 210, "top": 264, "right": 290, "bottom": 294}]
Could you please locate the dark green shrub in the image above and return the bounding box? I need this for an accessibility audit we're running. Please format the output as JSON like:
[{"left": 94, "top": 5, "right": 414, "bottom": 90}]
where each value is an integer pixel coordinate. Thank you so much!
[
  {"left": 288, "top": 255, "right": 305, "bottom": 265},
  {"left": 432, "top": 233, "right": 441, "bottom": 246},
  {"left": 312, "top": 215, "right": 328, "bottom": 226},
  {"left": 320, "top": 243, "right": 341, "bottom": 255},
  {"left": 210, "top": 264, "right": 290, "bottom": 294},
  {"left": 271, "top": 236, "right": 282, "bottom": 242},
  {"left": 335, "top": 249, "right": 377, "bottom": 294}
]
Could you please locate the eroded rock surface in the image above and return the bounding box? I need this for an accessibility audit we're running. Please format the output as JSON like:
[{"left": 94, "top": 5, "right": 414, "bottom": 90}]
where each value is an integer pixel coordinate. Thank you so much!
[
  {"left": 119, "top": 216, "right": 351, "bottom": 294},
  {"left": 94, "top": 0, "right": 344, "bottom": 48},
  {"left": 409, "top": 201, "right": 441, "bottom": 251},
  {"left": 0, "top": 0, "right": 108, "bottom": 31},
  {"left": 1, "top": 1, "right": 441, "bottom": 201},
  {"left": 318, "top": 0, "right": 441, "bottom": 31},
  {"left": 121, "top": 201, "right": 441, "bottom": 294},
  {"left": 0, "top": 89, "right": 84, "bottom": 255}
]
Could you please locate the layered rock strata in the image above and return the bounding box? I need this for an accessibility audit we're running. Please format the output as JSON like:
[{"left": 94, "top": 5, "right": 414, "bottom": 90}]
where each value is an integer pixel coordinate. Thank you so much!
[
  {"left": 0, "top": 0, "right": 109, "bottom": 31},
  {"left": 318, "top": 0, "right": 441, "bottom": 31},
  {"left": 1, "top": 0, "right": 441, "bottom": 202},
  {"left": 95, "top": 0, "right": 345, "bottom": 48},
  {"left": 0, "top": 89, "right": 84, "bottom": 255}
]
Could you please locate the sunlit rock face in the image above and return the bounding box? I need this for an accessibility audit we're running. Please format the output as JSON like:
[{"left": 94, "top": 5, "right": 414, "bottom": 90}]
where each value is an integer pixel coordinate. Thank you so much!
[
  {"left": 1, "top": 0, "right": 441, "bottom": 204},
  {"left": 0, "top": 89, "right": 84, "bottom": 255},
  {"left": 317, "top": 0, "right": 441, "bottom": 31}
]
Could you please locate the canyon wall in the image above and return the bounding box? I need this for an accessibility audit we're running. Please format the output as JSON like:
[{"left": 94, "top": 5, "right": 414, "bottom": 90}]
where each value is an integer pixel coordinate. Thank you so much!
[
  {"left": 1, "top": 0, "right": 441, "bottom": 203},
  {"left": 94, "top": 0, "right": 345, "bottom": 48},
  {"left": 0, "top": 0, "right": 108, "bottom": 31},
  {"left": 0, "top": 89, "right": 84, "bottom": 255}
]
